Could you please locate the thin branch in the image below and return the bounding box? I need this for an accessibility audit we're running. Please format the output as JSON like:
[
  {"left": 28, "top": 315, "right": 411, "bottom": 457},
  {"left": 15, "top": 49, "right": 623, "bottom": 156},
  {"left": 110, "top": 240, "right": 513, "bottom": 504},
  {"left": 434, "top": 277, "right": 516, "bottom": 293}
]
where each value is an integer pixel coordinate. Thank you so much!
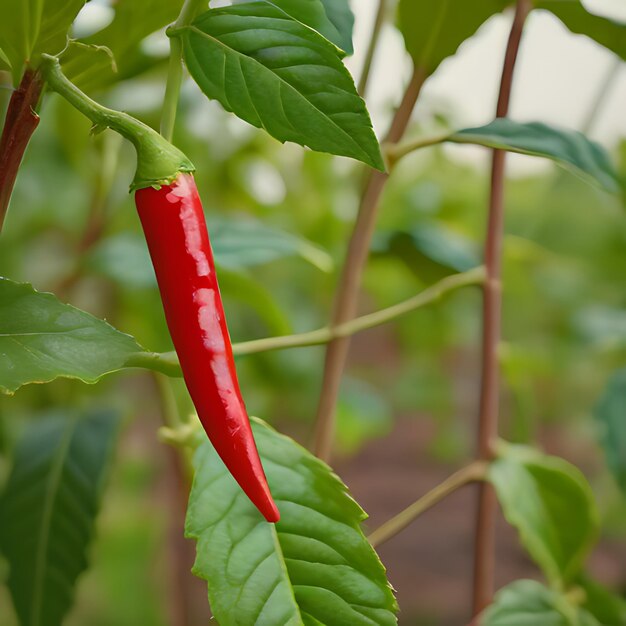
[
  {"left": 368, "top": 461, "right": 488, "bottom": 548},
  {"left": 385, "top": 132, "right": 450, "bottom": 168},
  {"left": 126, "top": 267, "right": 485, "bottom": 374},
  {"left": 0, "top": 70, "right": 44, "bottom": 232},
  {"left": 357, "top": 0, "right": 387, "bottom": 97},
  {"left": 472, "top": 0, "right": 531, "bottom": 616},
  {"left": 313, "top": 66, "right": 427, "bottom": 463}
]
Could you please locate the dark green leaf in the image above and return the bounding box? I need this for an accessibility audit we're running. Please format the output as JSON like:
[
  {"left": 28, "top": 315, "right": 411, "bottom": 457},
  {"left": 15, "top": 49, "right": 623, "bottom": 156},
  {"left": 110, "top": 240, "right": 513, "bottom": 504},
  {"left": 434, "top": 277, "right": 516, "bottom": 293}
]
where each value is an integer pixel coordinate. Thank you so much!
[
  {"left": 186, "top": 418, "right": 398, "bottom": 625},
  {"left": 0, "top": 409, "right": 120, "bottom": 626},
  {"left": 179, "top": 1, "right": 383, "bottom": 169},
  {"left": 450, "top": 120, "right": 621, "bottom": 194},
  {"left": 0, "top": 0, "right": 86, "bottom": 83},
  {"left": 594, "top": 368, "right": 626, "bottom": 494},
  {"left": 479, "top": 580, "right": 600, "bottom": 626},
  {"left": 488, "top": 443, "right": 599, "bottom": 587},
  {"left": 244, "top": 0, "right": 349, "bottom": 54},
  {"left": 536, "top": 1, "right": 626, "bottom": 61},
  {"left": 318, "top": 0, "right": 354, "bottom": 54},
  {"left": 577, "top": 575, "right": 626, "bottom": 626},
  {"left": 0, "top": 277, "right": 142, "bottom": 394},
  {"left": 397, "top": 0, "right": 508, "bottom": 77}
]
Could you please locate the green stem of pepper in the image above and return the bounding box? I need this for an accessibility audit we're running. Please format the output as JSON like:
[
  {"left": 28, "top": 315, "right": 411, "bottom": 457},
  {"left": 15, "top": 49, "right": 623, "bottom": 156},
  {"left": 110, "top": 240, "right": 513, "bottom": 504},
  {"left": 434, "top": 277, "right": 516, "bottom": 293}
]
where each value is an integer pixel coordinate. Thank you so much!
[{"left": 40, "top": 54, "right": 194, "bottom": 190}]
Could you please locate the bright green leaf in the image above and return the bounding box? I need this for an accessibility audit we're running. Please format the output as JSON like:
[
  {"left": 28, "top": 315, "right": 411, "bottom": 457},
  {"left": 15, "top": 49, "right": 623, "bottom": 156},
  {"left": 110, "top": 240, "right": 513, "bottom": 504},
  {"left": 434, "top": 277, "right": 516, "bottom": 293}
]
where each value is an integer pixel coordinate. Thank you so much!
[
  {"left": 318, "top": 0, "right": 354, "bottom": 55},
  {"left": 0, "top": 278, "right": 142, "bottom": 394},
  {"left": 450, "top": 120, "right": 621, "bottom": 194},
  {"left": 397, "top": 0, "right": 509, "bottom": 77},
  {"left": 186, "top": 418, "right": 398, "bottom": 625},
  {"left": 594, "top": 368, "right": 626, "bottom": 495},
  {"left": 178, "top": 1, "right": 383, "bottom": 169},
  {"left": 536, "top": 1, "right": 626, "bottom": 61},
  {"left": 0, "top": 409, "right": 120, "bottom": 626},
  {"left": 0, "top": 0, "right": 86, "bottom": 83},
  {"left": 488, "top": 443, "right": 599, "bottom": 587},
  {"left": 479, "top": 580, "right": 600, "bottom": 626}
]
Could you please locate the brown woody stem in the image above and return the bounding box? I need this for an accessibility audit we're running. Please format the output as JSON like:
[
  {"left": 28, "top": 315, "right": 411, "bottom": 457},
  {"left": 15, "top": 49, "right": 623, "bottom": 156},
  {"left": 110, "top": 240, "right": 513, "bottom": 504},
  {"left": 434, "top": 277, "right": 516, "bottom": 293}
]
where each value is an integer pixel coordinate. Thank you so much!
[
  {"left": 312, "top": 66, "right": 427, "bottom": 462},
  {"left": 472, "top": 0, "right": 531, "bottom": 616},
  {"left": 0, "top": 70, "right": 44, "bottom": 232}
]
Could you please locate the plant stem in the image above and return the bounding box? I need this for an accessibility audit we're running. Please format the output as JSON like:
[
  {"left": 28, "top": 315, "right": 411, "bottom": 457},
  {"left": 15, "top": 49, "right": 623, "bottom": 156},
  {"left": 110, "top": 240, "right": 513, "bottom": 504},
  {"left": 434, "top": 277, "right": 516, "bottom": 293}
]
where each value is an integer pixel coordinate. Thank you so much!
[
  {"left": 0, "top": 69, "right": 44, "bottom": 232},
  {"left": 357, "top": 0, "right": 387, "bottom": 97},
  {"left": 126, "top": 267, "right": 484, "bottom": 374},
  {"left": 368, "top": 461, "right": 488, "bottom": 548},
  {"left": 40, "top": 55, "right": 193, "bottom": 189},
  {"left": 161, "top": 0, "right": 206, "bottom": 141},
  {"left": 312, "top": 66, "right": 427, "bottom": 462},
  {"left": 472, "top": 0, "right": 530, "bottom": 616},
  {"left": 385, "top": 132, "right": 450, "bottom": 167}
]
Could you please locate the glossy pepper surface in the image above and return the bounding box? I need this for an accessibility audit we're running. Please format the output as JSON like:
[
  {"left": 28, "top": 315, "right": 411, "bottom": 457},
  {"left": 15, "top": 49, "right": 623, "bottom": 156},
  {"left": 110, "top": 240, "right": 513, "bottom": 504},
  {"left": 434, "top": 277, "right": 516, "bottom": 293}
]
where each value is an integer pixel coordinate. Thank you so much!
[{"left": 135, "top": 173, "right": 280, "bottom": 523}]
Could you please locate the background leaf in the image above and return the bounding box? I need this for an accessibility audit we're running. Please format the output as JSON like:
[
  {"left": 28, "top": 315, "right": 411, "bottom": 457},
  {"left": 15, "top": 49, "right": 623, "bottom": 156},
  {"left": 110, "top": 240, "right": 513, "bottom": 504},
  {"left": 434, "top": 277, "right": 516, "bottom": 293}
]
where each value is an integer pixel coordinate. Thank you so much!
[
  {"left": 488, "top": 443, "right": 599, "bottom": 587},
  {"left": 318, "top": 0, "right": 354, "bottom": 55},
  {"left": 245, "top": 0, "right": 349, "bottom": 54},
  {"left": 179, "top": 1, "right": 383, "bottom": 169},
  {"left": 576, "top": 576, "right": 626, "bottom": 626},
  {"left": 450, "top": 120, "right": 621, "bottom": 194},
  {"left": 0, "top": 278, "right": 142, "bottom": 394},
  {"left": 63, "top": 0, "right": 185, "bottom": 93},
  {"left": 0, "top": 0, "right": 86, "bottom": 83},
  {"left": 186, "top": 418, "right": 398, "bottom": 625},
  {"left": 594, "top": 368, "right": 626, "bottom": 495},
  {"left": 0, "top": 409, "right": 120, "bottom": 626},
  {"left": 374, "top": 222, "right": 480, "bottom": 283},
  {"left": 479, "top": 580, "right": 599, "bottom": 626},
  {"left": 536, "top": 1, "right": 626, "bottom": 61},
  {"left": 397, "top": 0, "right": 508, "bottom": 77}
]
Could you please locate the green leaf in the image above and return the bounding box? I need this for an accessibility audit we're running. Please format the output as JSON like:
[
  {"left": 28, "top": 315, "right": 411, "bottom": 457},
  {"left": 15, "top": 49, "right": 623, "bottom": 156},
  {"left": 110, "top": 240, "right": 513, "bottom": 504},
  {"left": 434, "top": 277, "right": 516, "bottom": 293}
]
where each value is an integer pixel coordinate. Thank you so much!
[
  {"left": 210, "top": 217, "right": 333, "bottom": 272},
  {"left": 0, "top": 409, "right": 120, "bottom": 626},
  {"left": 178, "top": 1, "right": 383, "bottom": 170},
  {"left": 375, "top": 221, "right": 480, "bottom": 283},
  {"left": 479, "top": 580, "right": 600, "bottom": 626},
  {"left": 244, "top": 0, "right": 350, "bottom": 54},
  {"left": 397, "top": 0, "right": 508, "bottom": 77},
  {"left": 318, "top": 0, "right": 354, "bottom": 55},
  {"left": 488, "top": 443, "right": 599, "bottom": 587},
  {"left": 0, "top": 277, "right": 142, "bottom": 394},
  {"left": 577, "top": 575, "right": 626, "bottom": 626},
  {"left": 536, "top": 1, "right": 626, "bottom": 61},
  {"left": 450, "top": 120, "right": 621, "bottom": 194},
  {"left": 186, "top": 418, "right": 398, "bottom": 626},
  {"left": 0, "top": 0, "right": 86, "bottom": 83},
  {"left": 594, "top": 368, "right": 626, "bottom": 495}
]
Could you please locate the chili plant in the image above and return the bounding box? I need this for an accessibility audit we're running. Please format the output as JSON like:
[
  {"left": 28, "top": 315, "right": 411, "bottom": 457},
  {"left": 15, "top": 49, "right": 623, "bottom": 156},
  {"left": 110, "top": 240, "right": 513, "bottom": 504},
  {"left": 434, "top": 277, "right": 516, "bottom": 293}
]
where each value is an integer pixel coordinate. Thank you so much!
[{"left": 0, "top": 0, "right": 625, "bottom": 625}]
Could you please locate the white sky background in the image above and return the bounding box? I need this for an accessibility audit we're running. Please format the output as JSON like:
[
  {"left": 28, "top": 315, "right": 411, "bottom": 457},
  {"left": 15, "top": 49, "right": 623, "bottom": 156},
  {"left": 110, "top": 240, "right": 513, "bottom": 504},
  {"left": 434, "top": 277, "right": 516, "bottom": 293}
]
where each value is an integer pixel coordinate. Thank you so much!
[{"left": 346, "top": 0, "right": 626, "bottom": 162}]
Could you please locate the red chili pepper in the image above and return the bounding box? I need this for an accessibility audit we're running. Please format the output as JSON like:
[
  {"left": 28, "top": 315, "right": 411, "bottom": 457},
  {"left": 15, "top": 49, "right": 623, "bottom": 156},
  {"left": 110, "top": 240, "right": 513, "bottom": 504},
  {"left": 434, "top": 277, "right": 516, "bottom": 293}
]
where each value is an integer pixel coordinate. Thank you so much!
[{"left": 135, "top": 173, "right": 280, "bottom": 523}]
